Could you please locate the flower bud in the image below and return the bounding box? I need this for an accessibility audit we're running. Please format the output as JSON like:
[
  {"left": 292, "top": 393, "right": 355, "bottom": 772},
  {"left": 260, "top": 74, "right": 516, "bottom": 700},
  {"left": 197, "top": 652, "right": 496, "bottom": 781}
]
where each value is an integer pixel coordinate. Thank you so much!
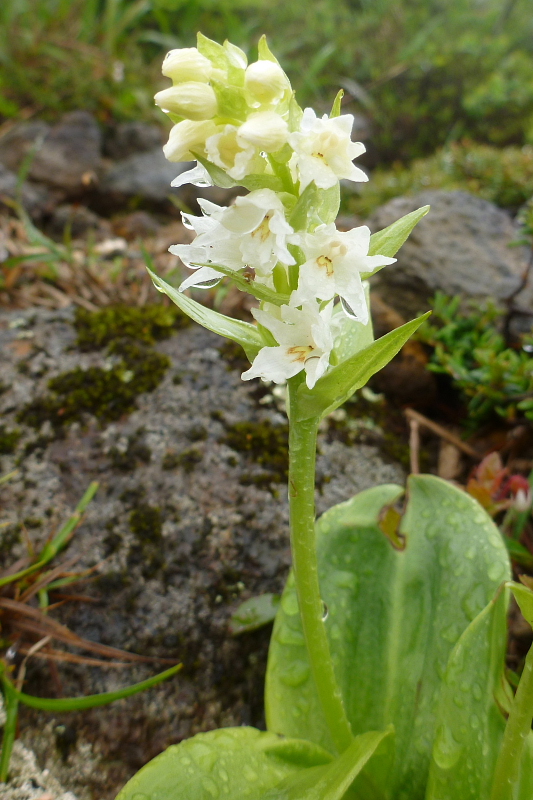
[
  {"left": 154, "top": 83, "right": 218, "bottom": 121},
  {"left": 163, "top": 119, "right": 218, "bottom": 162},
  {"left": 245, "top": 60, "right": 289, "bottom": 105},
  {"left": 162, "top": 48, "right": 213, "bottom": 83},
  {"left": 237, "top": 112, "right": 289, "bottom": 153}
]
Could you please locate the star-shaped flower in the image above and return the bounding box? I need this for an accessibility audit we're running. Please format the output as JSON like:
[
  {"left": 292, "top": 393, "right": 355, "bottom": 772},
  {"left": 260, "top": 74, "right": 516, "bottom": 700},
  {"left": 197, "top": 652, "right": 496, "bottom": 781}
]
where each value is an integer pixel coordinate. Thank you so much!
[
  {"left": 289, "top": 109, "right": 368, "bottom": 190},
  {"left": 290, "top": 224, "right": 396, "bottom": 324},
  {"left": 242, "top": 302, "right": 334, "bottom": 389}
]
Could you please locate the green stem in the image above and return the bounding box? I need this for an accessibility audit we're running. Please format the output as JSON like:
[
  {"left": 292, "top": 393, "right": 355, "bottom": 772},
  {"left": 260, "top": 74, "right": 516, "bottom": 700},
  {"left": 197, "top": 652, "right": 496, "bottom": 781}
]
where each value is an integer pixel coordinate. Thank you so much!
[
  {"left": 288, "top": 383, "right": 353, "bottom": 754},
  {"left": 490, "top": 641, "right": 533, "bottom": 800},
  {"left": 0, "top": 680, "right": 19, "bottom": 783}
]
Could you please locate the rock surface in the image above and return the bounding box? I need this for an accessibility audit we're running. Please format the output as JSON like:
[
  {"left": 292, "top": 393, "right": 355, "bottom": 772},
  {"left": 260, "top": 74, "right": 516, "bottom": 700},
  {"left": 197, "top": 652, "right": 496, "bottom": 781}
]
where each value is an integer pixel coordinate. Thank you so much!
[
  {"left": 369, "top": 190, "right": 533, "bottom": 318},
  {"left": 99, "top": 148, "right": 191, "bottom": 204},
  {"left": 0, "top": 740, "right": 78, "bottom": 800},
  {"left": 0, "top": 307, "right": 404, "bottom": 799}
]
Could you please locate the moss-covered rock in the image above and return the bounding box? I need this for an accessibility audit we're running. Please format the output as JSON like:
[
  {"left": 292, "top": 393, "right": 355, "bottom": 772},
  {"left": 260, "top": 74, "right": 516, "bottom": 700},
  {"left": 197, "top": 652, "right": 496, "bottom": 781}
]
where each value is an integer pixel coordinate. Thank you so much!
[{"left": 74, "top": 304, "right": 189, "bottom": 350}]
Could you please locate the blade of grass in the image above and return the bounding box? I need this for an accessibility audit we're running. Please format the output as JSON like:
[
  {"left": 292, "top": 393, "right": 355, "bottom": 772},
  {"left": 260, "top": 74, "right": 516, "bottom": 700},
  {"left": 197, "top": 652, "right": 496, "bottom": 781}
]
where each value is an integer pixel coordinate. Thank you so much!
[
  {"left": 0, "top": 679, "right": 19, "bottom": 782},
  {"left": 38, "top": 482, "right": 98, "bottom": 563}
]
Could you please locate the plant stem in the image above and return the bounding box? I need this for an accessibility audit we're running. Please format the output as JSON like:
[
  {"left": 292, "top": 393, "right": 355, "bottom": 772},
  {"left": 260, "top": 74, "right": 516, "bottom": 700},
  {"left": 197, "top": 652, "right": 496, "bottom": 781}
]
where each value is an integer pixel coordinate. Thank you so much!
[
  {"left": 490, "top": 641, "right": 533, "bottom": 800},
  {"left": 0, "top": 679, "right": 19, "bottom": 782},
  {"left": 288, "top": 383, "right": 353, "bottom": 754}
]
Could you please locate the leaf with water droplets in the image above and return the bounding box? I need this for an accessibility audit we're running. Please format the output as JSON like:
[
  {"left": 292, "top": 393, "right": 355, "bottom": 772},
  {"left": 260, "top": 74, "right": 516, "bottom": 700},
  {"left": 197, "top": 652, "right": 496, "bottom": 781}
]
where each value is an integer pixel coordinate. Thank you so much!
[
  {"left": 115, "top": 727, "right": 333, "bottom": 800},
  {"left": 266, "top": 475, "right": 511, "bottom": 799},
  {"left": 229, "top": 594, "right": 280, "bottom": 635}
]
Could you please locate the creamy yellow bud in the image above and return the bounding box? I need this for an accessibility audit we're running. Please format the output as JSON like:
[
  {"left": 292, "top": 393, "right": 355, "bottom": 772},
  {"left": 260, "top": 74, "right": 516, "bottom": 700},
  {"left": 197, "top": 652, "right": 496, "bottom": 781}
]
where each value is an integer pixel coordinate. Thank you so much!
[
  {"left": 154, "top": 83, "right": 218, "bottom": 121},
  {"left": 237, "top": 112, "right": 289, "bottom": 153},
  {"left": 244, "top": 60, "right": 290, "bottom": 105},
  {"left": 163, "top": 119, "right": 218, "bottom": 162},
  {"left": 162, "top": 48, "right": 213, "bottom": 83}
]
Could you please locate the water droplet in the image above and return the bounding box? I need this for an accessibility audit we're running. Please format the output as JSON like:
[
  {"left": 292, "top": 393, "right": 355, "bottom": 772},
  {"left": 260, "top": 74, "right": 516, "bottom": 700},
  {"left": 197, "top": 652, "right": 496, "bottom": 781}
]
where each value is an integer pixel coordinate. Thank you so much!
[
  {"left": 433, "top": 724, "right": 463, "bottom": 770},
  {"left": 473, "top": 683, "right": 483, "bottom": 701},
  {"left": 218, "top": 769, "right": 229, "bottom": 782},
  {"left": 243, "top": 766, "right": 259, "bottom": 782},
  {"left": 332, "top": 570, "right": 358, "bottom": 591},
  {"left": 201, "top": 778, "right": 219, "bottom": 798},
  {"left": 330, "top": 623, "right": 342, "bottom": 640},
  {"left": 279, "top": 660, "right": 310, "bottom": 687},
  {"left": 462, "top": 583, "right": 487, "bottom": 621},
  {"left": 488, "top": 563, "right": 504, "bottom": 582},
  {"left": 441, "top": 623, "right": 459, "bottom": 643},
  {"left": 321, "top": 602, "right": 329, "bottom": 621},
  {"left": 464, "top": 546, "right": 476, "bottom": 560},
  {"left": 426, "top": 522, "right": 440, "bottom": 540},
  {"left": 275, "top": 623, "right": 305, "bottom": 646},
  {"left": 281, "top": 592, "right": 299, "bottom": 616},
  {"left": 421, "top": 509, "right": 431, "bottom": 519},
  {"left": 470, "top": 714, "right": 480, "bottom": 730}
]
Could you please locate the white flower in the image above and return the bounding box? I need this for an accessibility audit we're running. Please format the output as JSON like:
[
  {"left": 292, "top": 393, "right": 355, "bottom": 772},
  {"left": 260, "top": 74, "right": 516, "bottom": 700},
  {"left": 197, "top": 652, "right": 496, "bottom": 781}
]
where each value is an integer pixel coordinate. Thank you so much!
[
  {"left": 290, "top": 224, "right": 396, "bottom": 324},
  {"left": 169, "top": 189, "right": 296, "bottom": 291},
  {"left": 155, "top": 82, "right": 218, "bottom": 120},
  {"left": 237, "top": 112, "right": 289, "bottom": 153},
  {"left": 205, "top": 125, "right": 265, "bottom": 180},
  {"left": 289, "top": 109, "right": 368, "bottom": 190},
  {"left": 171, "top": 163, "right": 213, "bottom": 189},
  {"left": 244, "top": 60, "right": 290, "bottom": 106},
  {"left": 162, "top": 48, "right": 213, "bottom": 83},
  {"left": 163, "top": 120, "right": 218, "bottom": 162},
  {"left": 242, "top": 302, "right": 334, "bottom": 388}
]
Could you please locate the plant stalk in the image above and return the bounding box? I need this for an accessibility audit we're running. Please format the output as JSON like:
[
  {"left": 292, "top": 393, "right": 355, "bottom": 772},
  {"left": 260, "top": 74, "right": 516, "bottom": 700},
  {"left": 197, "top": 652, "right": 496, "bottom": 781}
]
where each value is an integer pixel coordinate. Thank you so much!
[
  {"left": 0, "top": 679, "right": 19, "bottom": 783},
  {"left": 490, "top": 641, "right": 533, "bottom": 800},
  {"left": 288, "top": 384, "right": 353, "bottom": 754}
]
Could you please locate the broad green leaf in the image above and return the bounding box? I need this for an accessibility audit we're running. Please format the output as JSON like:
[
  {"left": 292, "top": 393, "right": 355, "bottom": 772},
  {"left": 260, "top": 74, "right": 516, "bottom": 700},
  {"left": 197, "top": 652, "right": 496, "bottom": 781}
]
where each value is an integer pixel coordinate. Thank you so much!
[
  {"left": 194, "top": 153, "right": 283, "bottom": 193},
  {"left": 241, "top": 173, "right": 284, "bottom": 192},
  {"left": 189, "top": 262, "right": 290, "bottom": 306},
  {"left": 266, "top": 476, "right": 511, "bottom": 800},
  {"left": 2, "top": 664, "right": 181, "bottom": 711},
  {"left": 230, "top": 593, "right": 281, "bottom": 635},
  {"left": 262, "top": 727, "right": 393, "bottom": 800},
  {"left": 294, "top": 313, "right": 429, "bottom": 420},
  {"left": 115, "top": 726, "right": 333, "bottom": 800},
  {"left": 315, "top": 183, "right": 340, "bottom": 226},
  {"left": 363, "top": 206, "right": 430, "bottom": 278},
  {"left": 426, "top": 591, "right": 509, "bottom": 800},
  {"left": 330, "top": 90, "right": 344, "bottom": 118},
  {"left": 147, "top": 266, "right": 263, "bottom": 362}
]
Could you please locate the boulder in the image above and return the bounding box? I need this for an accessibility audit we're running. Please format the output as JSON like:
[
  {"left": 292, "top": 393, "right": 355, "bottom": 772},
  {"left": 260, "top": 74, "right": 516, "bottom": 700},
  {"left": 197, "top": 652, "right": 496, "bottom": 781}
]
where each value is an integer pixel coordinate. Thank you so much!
[
  {"left": 368, "top": 190, "right": 533, "bottom": 318},
  {"left": 0, "top": 306, "right": 404, "bottom": 798},
  {"left": 0, "top": 163, "right": 59, "bottom": 219},
  {"left": 103, "top": 122, "right": 165, "bottom": 160},
  {"left": 0, "top": 112, "right": 102, "bottom": 194},
  {"left": 99, "top": 146, "right": 189, "bottom": 203}
]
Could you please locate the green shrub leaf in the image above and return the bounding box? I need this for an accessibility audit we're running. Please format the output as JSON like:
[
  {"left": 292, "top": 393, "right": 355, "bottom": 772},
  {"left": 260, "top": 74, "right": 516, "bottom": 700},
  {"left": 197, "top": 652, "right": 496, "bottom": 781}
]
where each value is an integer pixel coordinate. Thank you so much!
[{"left": 265, "top": 476, "right": 511, "bottom": 799}]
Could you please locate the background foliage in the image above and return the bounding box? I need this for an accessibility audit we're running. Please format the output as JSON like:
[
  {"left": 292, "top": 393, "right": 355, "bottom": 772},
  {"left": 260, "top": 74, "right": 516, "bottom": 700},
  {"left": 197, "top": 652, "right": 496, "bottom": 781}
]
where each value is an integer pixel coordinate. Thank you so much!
[{"left": 1, "top": 0, "right": 533, "bottom": 164}]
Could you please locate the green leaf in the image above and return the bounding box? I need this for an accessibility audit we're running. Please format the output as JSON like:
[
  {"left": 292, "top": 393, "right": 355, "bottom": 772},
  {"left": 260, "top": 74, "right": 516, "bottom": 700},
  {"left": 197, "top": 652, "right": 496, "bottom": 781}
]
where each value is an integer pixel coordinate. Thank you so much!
[
  {"left": 230, "top": 593, "right": 280, "bottom": 635},
  {"left": 266, "top": 476, "right": 511, "bottom": 799},
  {"left": 38, "top": 481, "right": 98, "bottom": 563},
  {"left": 262, "top": 727, "right": 393, "bottom": 800},
  {"left": 294, "top": 312, "right": 430, "bottom": 420},
  {"left": 509, "top": 582, "right": 533, "bottom": 627},
  {"left": 146, "top": 265, "right": 263, "bottom": 362},
  {"left": 240, "top": 173, "right": 284, "bottom": 193},
  {"left": 190, "top": 262, "right": 290, "bottom": 306},
  {"left": 258, "top": 34, "right": 280, "bottom": 64},
  {"left": 289, "top": 182, "right": 319, "bottom": 231},
  {"left": 332, "top": 286, "right": 374, "bottom": 365},
  {"left": 211, "top": 81, "right": 248, "bottom": 120},
  {"left": 115, "top": 726, "right": 333, "bottom": 800},
  {"left": 193, "top": 152, "right": 239, "bottom": 189},
  {"left": 426, "top": 590, "right": 509, "bottom": 800},
  {"left": 3, "top": 665, "right": 181, "bottom": 711},
  {"left": 330, "top": 90, "right": 344, "bottom": 118},
  {"left": 197, "top": 32, "right": 230, "bottom": 71},
  {"left": 315, "top": 182, "right": 340, "bottom": 226},
  {"left": 363, "top": 205, "right": 430, "bottom": 277}
]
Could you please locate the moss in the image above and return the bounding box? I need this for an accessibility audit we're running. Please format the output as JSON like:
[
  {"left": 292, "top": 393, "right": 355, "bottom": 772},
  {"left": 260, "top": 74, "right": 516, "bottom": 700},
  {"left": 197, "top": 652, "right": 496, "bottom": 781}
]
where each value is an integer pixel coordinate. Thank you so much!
[
  {"left": 129, "top": 503, "right": 162, "bottom": 543},
  {"left": 0, "top": 426, "right": 21, "bottom": 454},
  {"left": 74, "top": 304, "right": 190, "bottom": 351},
  {"left": 0, "top": 381, "right": 10, "bottom": 395},
  {"left": 23, "top": 517, "right": 42, "bottom": 528},
  {"left": 223, "top": 420, "right": 289, "bottom": 485},
  {"left": 18, "top": 341, "right": 170, "bottom": 430},
  {"left": 162, "top": 450, "right": 181, "bottom": 470},
  {"left": 187, "top": 424, "right": 207, "bottom": 442},
  {"left": 177, "top": 447, "right": 203, "bottom": 473},
  {"left": 218, "top": 339, "right": 249, "bottom": 371}
]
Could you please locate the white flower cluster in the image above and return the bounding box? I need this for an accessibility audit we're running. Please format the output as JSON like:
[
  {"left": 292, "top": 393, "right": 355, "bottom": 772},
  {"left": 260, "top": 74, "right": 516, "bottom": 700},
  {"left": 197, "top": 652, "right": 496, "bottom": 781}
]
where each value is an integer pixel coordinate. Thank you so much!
[{"left": 157, "top": 36, "right": 396, "bottom": 390}]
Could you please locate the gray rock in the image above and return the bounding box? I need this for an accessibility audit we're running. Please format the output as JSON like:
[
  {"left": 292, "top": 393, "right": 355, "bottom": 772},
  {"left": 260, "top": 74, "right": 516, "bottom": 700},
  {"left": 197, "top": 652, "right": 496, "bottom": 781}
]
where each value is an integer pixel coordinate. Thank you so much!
[
  {"left": 100, "top": 147, "right": 192, "bottom": 202},
  {"left": 0, "top": 164, "right": 58, "bottom": 219},
  {"left": 103, "top": 122, "right": 165, "bottom": 160},
  {"left": 0, "top": 307, "right": 404, "bottom": 798},
  {"left": 0, "top": 740, "right": 78, "bottom": 800},
  {"left": 0, "top": 112, "right": 102, "bottom": 194},
  {"left": 369, "top": 190, "right": 533, "bottom": 317}
]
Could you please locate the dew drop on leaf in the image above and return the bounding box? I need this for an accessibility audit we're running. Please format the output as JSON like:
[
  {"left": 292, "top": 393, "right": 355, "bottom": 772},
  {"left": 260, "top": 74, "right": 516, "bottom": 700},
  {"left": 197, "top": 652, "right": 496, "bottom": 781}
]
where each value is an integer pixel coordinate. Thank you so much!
[
  {"left": 433, "top": 724, "right": 463, "bottom": 770},
  {"left": 321, "top": 602, "right": 329, "bottom": 621},
  {"left": 281, "top": 591, "right": 299, "bottom": 616},
  {"left": 279, "top": 660, "right": 310, "bottom": 687}
]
